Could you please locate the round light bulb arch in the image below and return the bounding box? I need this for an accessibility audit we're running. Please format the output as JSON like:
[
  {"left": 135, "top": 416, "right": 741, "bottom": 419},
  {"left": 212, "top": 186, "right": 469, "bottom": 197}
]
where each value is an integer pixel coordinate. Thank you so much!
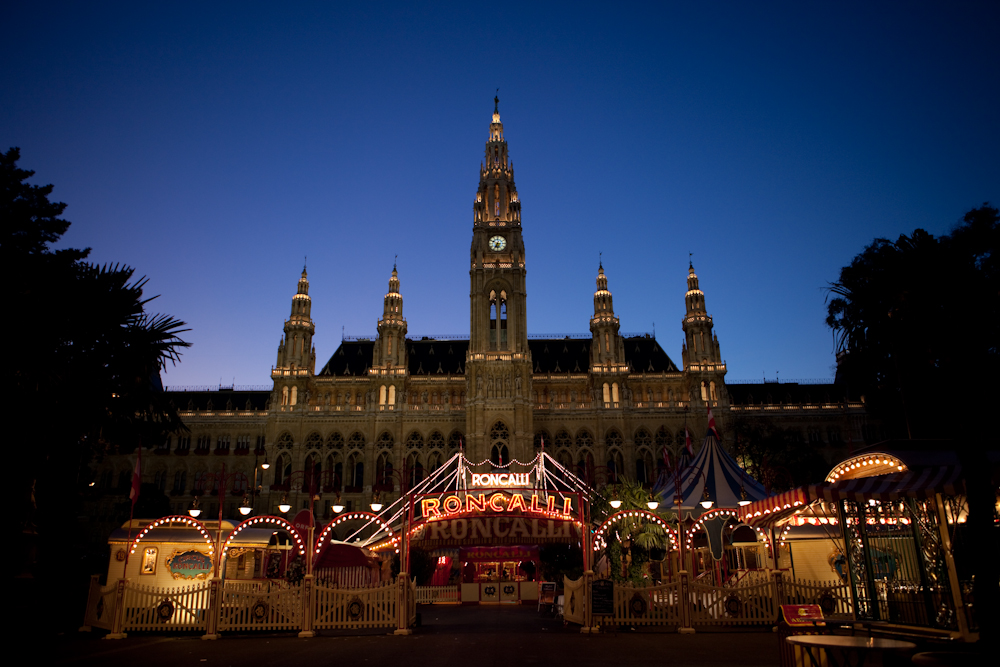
[
  {"left": 592, "top": 509, "right": 678, "bottom": 552},
  {"left": 128, "top": 515, "right": 214, "bottom": 557},
  {"left": 314, "top": 511, "right": 396, "bottom": 555},
  {"left": 222, "top": 515, "right": 306, "bottom": 559}
]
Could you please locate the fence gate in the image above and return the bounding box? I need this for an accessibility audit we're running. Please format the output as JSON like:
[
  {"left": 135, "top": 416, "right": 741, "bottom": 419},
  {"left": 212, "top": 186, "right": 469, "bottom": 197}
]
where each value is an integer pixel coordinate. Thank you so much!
[
  {"left": 120, "top": 581, "right": 211, "bottom": 632},
  {"left": 612, "top": 580, "right": 683, "bottom": 626},
  {"left": 689, "top": 579, "right": 778, "bottom": 626},
  {"left": 82, "top": 576, "right": 120, "bottom": 631},
  {"left": 313, "top": 579, "right": 397, "bottom": 630},
  {"left": 218, "top": 581, "right": 302, "bottom": 632}
]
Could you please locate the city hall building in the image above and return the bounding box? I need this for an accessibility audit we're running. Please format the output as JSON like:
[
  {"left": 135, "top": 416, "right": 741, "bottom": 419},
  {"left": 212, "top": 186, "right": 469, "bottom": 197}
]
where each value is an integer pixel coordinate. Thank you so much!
[{"left": 94, "top": 101, "right": 870, "bottom": 523}]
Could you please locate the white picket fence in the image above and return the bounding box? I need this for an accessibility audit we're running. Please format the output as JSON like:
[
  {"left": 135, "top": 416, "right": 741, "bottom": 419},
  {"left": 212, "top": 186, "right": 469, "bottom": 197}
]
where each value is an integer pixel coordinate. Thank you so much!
[
  {"left": 415, "top": 585, "right": 459, "bottom": 604},
  {"left": 600, "top": 574, "right": 852, "bottom": 629},
  {"left": 313, "top": 579, "right": 398, "bottom": 630},
  {"left": 120, "top": 581, "right": 212, "bottom": 632},
  {"left": 612, "top": 580, "right": 684, "bottom": 626},
  {"left": 218, "top": 580, "right": 302, "bottom": 632},
  {"left": 81, "top": 576, "right": 119, "bottom": 631},
  {"left": 690, "top": 579, "right": 778, "bottom": 625}
]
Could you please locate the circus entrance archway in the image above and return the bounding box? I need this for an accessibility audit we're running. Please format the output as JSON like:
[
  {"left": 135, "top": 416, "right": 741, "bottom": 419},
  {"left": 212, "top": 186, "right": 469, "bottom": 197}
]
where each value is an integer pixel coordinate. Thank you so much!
[{"left": 410, "top": 486, "right": 583, "bottom": 604}]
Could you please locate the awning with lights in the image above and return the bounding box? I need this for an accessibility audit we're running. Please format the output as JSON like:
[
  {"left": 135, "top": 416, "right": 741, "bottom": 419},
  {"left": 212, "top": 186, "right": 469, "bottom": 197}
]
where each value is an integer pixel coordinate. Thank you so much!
[{"left": 737, "top": 466, "right": 964, "bottom": 528}]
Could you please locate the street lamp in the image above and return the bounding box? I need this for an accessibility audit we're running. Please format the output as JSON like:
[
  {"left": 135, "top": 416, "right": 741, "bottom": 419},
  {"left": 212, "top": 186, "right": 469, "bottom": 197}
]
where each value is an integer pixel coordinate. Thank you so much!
[
  {"left": 700, "top": 486, "right": 714, "bottom": 510},
  {"left": 370, "top": 491, "right": 383, "bottom": 513},
  {"left": 188, "top": 497, "right": 202, "bottom": 518},
  {"left": 332, "top": 492, "right": 344, "bottom": 514}
]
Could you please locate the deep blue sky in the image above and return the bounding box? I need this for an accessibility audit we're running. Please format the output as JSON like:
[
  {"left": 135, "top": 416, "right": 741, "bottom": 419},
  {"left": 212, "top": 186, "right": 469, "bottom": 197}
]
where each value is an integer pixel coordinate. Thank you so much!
[{"left": 3, "top": 2, "right": 998, "bottom": 387}]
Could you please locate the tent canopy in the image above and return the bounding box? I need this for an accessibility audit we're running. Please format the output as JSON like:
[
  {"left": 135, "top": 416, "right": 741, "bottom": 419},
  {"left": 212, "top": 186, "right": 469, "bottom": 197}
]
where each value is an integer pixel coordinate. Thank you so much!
[
  {"left": 737, "top": 465, "right": 964, "bottom": 528},
  {"left": 655, "top": 433, "right": 768, "bottom": 519}
]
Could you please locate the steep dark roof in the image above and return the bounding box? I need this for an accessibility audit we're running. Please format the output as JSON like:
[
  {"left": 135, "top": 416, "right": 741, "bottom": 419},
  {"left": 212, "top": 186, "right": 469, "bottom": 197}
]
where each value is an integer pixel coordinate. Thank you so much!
[
  {"left": 319, "top": 334, "right": 679, "bottom": 376},
  {"left": 725, "top": 382, "right": 853, "bottom": 406},
  {"left": 318, "top": 340, "right": 376, "bottom": 376},
  {"left": 528, "top": 338, "right": 591, "bottom": 373},
  {"left": 621, "top": 335, "right": 680, "bottom": 373},
  {"left": 166, "top": 390, "right": 271, "bottom": 411}
]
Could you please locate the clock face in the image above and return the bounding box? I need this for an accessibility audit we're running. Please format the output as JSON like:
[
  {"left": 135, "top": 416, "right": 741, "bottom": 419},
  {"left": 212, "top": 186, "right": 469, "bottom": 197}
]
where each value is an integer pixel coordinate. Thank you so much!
[{"left": 489, "top": 235, "right": 507, "bottom": 252}]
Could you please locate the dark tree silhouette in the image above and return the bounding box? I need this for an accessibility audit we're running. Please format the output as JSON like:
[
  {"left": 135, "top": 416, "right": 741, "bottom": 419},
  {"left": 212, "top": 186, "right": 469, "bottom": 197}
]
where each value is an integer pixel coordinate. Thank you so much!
[
  {"left": 3, "top": 147, "right": 190, "bottom": 593},
  {"left": 826, "top": 204, "right": 998, "bottom": 644}
]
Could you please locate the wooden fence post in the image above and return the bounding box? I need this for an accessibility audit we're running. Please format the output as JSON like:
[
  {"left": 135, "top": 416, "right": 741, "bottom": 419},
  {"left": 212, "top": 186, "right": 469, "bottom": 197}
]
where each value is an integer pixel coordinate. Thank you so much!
[
  {"left": 105, "top": 578, "right": 128, "bottom": 639},
  {"left": 678, "top": 570, "right": 695, "bottom": 633},
  {"left": 298, "top": 575, "right": 315, "bottom": 637},
  {"left": 79, "top": 574, "right": 100, "bottom": 632},
  {"left": 772, "top": 569, "right": 785, "bottom": 606},
  {"left": 394, "top": 573, "right": 412, "bottom": 635},
  {"left": 201, "top": 578, "right": 221, "bottom": 640},
  {"left": 581, "top": 570, "right": 594, "bottom": 633}
]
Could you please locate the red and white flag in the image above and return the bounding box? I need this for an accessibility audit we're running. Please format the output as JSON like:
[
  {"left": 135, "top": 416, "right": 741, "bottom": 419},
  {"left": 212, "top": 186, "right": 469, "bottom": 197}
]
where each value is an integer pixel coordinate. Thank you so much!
[
  {"left": 684, "top": 427, "right": 694, "bottom": 456},
  {"left": 130, "top": 448, "right": 142, "bottom": 507},
  {"left": 707, "top": 404, "right": 720, "bottom": 439},
  {"left": 662, "top": 446, "right": 672, "bottom": 473}
]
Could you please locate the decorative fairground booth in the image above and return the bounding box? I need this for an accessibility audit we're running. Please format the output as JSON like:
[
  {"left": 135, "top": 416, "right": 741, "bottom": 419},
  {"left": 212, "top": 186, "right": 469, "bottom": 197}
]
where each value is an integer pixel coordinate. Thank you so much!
[{"left": 737, "top": 443, "right": 979, "bottom": 639}]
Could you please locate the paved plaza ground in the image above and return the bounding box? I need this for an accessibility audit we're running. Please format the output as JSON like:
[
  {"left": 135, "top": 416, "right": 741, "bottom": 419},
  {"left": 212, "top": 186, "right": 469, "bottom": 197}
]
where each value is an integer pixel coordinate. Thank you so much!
[{"left": 52, "top": 604, "right": 790, "bottom": 667}]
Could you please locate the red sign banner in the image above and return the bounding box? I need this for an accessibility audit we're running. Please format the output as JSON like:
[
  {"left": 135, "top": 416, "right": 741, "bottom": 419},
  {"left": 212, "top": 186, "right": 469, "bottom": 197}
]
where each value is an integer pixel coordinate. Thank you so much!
[{"left": 459, "top": 545, "right": 539, "bottom": 562}]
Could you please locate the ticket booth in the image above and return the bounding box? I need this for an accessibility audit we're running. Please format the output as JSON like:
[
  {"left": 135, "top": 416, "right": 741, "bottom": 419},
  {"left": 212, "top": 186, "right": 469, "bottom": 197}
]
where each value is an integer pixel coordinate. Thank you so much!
[{"left": 459, "top": 546, "right": 539, "bottom": 604}]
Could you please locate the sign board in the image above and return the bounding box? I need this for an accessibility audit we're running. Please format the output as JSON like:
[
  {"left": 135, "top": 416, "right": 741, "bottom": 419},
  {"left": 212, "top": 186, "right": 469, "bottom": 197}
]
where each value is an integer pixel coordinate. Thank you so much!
[
  {"left": 538, "top": 581, "right": 557, "bottom": 605},
  {"left": 591, "top": 579, "right": 615, "bottom": 616},
  {"left": 780, "top": 604, "right": 825, "bottom": 627}
]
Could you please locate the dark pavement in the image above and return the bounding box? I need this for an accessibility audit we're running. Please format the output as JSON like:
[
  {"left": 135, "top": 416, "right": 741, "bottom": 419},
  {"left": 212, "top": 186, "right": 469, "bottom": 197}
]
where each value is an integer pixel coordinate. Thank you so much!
[{"left": 50, "top": 604, "right": 785, "bottom": 667}]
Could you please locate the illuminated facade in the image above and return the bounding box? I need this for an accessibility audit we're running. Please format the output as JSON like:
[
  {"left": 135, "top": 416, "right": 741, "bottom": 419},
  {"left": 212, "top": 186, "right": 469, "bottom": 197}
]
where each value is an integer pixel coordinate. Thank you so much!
[{"left": 93, "top": 101, "right": 871, "bottom": 522}]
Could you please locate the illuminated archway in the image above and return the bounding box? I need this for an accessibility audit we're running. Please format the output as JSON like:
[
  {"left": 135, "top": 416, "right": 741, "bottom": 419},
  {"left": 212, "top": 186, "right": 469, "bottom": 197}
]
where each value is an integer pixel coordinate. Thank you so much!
[
  {"left": 592, "top": 509, "right": 678, "bottom": 551},
  {"left": 128, "top": 515, "right": 214, "bottom": 557},
  {"left": 222, "top": 515, "right": 306, "bottom": 559},
  {"left": 314, "top": 511, "right": 396, "bottom": 556}
]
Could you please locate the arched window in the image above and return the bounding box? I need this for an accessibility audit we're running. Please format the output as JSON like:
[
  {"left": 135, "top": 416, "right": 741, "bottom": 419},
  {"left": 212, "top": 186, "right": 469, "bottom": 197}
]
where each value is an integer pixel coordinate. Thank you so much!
[
  {"left": 406, "top": 431, "right": 424, "bottom": 449},
  {"left": 611, "top": 382, "right": 619, "bottom": 403},
  {"left": 304, "top": 453, "right": 321, "bottom": 492},
  {"left": 576, "top": 430, "right": 594, "bottom": 450},
  {"left": 448, "top": 431, "right": 464, "bottom": 450},
  {"left": 490, "top": 421, "right": 510, "bottom": 468},
  {"left": 388, "top": 385, "right": 396, "bottom": 405},
  {"left": 276, "top": 432, "right": 294, "bottom": 450},
  {"left": 499, "top": 290, "right": 507, "bottom": 349},
  {"left": 709, "top": 381, "right": 717, "bottom": 401},
  {"left": 346, "top": 453, "right": 364, "bottom": 491},
  {"left": 379, "top": 385, "right": 387, "bottom": 405},
  {"left": 407, "top": 452, "right": 424, "bottom": 488},
  {"left": 375, "top": 453, "right": 393, "bottom": 491},
  {"left": 348, "top": 432, "right": 365, "bottom": 449},
  {"left": 376, "top": 431, "right": 394, "bottom": 448},
  {"left": 281, "top": 386, "right": 289, "bottom": 405},
  {"left": 602, "top": 383, "right": 610, "bottom": 404},
  {"left": 326, "top": 432, "right": 344, "bottom": 449},
  {"left": 427, "top": 431, "right": 445, "bottom": 449},
  {"left": 290, "top": 386, "right": 298, "bottom": 405},
  {"left": 700, "top": 381, "right": 709, "bottom": 401}
]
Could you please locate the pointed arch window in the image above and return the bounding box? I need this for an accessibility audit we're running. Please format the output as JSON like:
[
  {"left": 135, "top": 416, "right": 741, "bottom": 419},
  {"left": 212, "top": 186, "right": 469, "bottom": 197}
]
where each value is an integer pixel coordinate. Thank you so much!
[{"left": 489, "top": 290, "right": 508, "bottom": 350}]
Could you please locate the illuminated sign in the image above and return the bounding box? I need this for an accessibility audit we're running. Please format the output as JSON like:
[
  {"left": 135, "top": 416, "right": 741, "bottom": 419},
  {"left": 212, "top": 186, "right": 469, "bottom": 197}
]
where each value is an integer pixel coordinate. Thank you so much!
[
  {"left": 420, "top": 492, "right": 573, "bottom": 519},
  {"left": 411, "top": 516, "right": 580, "bottom": 546},
  {"left": 471, "top": 473, "right": 530, "bottom": 488}
]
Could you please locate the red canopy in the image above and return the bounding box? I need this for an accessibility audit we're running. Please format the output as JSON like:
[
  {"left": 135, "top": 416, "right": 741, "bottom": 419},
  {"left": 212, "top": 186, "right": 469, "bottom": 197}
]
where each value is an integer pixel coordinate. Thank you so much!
[{"left": 315, "top": 542, "right": 374, "bottom": 569}]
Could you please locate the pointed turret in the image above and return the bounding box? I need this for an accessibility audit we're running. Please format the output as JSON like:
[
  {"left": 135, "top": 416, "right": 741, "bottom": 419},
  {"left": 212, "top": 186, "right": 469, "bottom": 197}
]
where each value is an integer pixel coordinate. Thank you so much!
[
  {"left": 590, "top": 262, "right": 625, "bottom": 368},
  {"left": 272, "top": 265, "right": 316, "bottom": 406},
  {"left": 681, "top": 262, "right": 726, "bottom": 405},
  {"left": 374, "top": 263, "right": 407, "bottom": 368}
]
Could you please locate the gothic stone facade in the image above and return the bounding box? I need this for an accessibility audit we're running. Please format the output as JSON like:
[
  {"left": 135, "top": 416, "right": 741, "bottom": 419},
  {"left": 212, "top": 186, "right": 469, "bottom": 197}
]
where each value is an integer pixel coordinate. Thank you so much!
[{"left": 94, "top": 104, "right": 869, "bottom": 520}]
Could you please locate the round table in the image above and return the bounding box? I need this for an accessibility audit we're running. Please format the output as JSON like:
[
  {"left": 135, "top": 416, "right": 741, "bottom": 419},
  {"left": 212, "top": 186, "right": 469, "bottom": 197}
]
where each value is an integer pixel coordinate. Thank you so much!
[{"left": 786, "top": 634, "right": 916, "bottom": 667}]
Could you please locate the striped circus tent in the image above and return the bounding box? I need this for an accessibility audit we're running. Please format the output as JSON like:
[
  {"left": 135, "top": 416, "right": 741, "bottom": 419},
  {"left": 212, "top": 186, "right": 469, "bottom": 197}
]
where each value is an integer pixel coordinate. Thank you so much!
[{"left": 654, "top": 433, "right": 769, "bottom": 520}]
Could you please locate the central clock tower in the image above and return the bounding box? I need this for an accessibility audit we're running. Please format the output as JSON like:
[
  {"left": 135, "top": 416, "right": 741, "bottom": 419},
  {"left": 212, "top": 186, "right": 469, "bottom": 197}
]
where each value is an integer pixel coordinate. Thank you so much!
[{"left": 466, "top": 97, "right": 533, "bottom": 463}]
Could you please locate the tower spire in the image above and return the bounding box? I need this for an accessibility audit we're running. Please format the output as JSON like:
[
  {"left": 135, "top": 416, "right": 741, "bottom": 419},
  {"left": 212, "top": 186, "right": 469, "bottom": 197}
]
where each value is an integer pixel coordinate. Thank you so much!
[
  {"left": 682, "top": 262, "right": 726, "bottom": 404},
  {"left": 273, "top": 267, "right": 316, "bottom": 403},
  {"left": 590, "top": 262, "right": 624, "bottom": 368},
  {"left": 375, "top": 264, "right": 407, "bottom": 368}
]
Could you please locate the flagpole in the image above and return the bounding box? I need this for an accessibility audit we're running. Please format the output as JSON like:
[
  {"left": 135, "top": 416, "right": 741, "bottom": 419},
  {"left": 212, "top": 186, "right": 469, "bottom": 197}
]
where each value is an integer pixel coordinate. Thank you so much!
[{"left": 123, "top": 445, "right": 142, "bottom": 576}]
